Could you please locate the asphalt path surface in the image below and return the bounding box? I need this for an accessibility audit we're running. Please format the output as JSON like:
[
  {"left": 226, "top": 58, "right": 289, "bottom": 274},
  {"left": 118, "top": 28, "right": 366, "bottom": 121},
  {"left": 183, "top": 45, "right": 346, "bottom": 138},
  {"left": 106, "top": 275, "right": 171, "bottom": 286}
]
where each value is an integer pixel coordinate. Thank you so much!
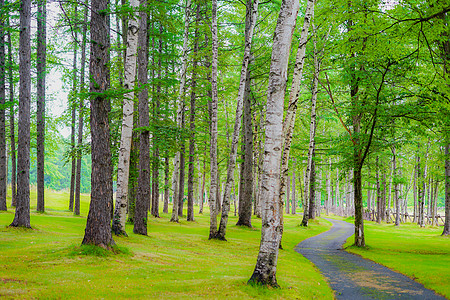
[{"left": 295, "top": 218, "right": 446, "bottom": 299}]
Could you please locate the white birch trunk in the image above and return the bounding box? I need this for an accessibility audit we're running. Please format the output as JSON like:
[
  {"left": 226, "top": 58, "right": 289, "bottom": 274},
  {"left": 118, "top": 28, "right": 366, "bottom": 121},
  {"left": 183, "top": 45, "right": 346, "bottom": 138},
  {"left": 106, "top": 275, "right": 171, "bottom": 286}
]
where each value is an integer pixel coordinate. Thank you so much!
[
  {"left": 112, "top": 0, "right": 140, "bottom": 236},
  {"left": 279, "top": 0, "right": 315, "bottom": 216},
  {"left": 171, "top": 0, "right": 191, "bottom": 223},
  {"left": 209, "top": 0, "right": 220, "bottom": 238},
  {"left": 248, "top": 0, "right": 300, "bottom": 286}
]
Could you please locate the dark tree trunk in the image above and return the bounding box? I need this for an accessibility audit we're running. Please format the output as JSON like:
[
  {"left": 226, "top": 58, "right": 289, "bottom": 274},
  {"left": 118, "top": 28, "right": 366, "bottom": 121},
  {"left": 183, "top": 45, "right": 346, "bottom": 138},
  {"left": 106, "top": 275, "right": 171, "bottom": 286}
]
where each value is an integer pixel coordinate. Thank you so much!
[
  {"left": 178, "top": 117, "right": 186, "bottom": 217},
  {"left": 151, "top": 25, "right": 162, "bottom": 219},
  {"left": 7, "top": 27, "right": 16, "bottom": 207},
  {"left": 36, "top": 0, "right": 46, "bottom": 213},
  {"left": 354, "top": 167, "right": 365, "bottom": 246},
  {"left": 69, "top": 6, "right": 78, "bottom": 212},
  {"left": 236, "top": 72, "right": 253, "bottom": 227},
  {"left": 376, "top": 156, "right": 381, "bottom": 223},
  {"left": 0, "top": 0, "right": 6, "bottom": 212},
  {"left": 187, "top": 6, "right": 200, "bottom": 222},
  {"left": 308, "top": 150, "right": 316, "bottom": 220},
  {"left": 163, "top": 156, "right": 169, "bottom": 213},
  {"left": 443, "top": 143, "right": 450, "bottom": 235},
  {"left": 74, "top": 3, "right": 88, "bottom": 216},
  {"left": 127, "top": 129, "right": 138, "bottom": 223},
  {"left": 134, "top": 0, "right": 149, "bottom": 235},
  {"left": 82, "top": 0, "right": 115, "bottom": 248},
  {"left": 10, "top": 0, "right": 31, "bottom": 228}
]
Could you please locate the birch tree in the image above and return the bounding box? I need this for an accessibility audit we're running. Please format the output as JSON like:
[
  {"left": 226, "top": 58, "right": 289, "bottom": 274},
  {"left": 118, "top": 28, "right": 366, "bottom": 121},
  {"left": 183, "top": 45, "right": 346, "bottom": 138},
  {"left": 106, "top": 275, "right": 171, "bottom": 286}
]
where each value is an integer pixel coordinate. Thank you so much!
[
  {"left": 112, "top": 0, "right": 140, "bottom": 236},
  {"left": 209, "top": 0, "right": 219, "bottom": 239},
  {"left": 216, "top": 0, "right": 259, "bottom": 240},
  {"left": 248, "top": 0, "right": 300, "bottom": 287},
  {"left": 171, "top": 0, "right": 191, "bottom": 223},
  {"left": 279, "top": 0, "right": 315, "bottom": 220}
]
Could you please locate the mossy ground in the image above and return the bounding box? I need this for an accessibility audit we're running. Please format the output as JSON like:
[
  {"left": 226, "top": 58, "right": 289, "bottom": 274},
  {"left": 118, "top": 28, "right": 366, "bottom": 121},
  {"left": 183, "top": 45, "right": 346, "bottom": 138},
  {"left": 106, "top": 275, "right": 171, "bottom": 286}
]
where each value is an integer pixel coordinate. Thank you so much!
[
  {"left": 341, "top": 217, "right": 450, "bottom": 299},
  {"left": 0, "top": 189, "right": 334, "bottom": 299}
]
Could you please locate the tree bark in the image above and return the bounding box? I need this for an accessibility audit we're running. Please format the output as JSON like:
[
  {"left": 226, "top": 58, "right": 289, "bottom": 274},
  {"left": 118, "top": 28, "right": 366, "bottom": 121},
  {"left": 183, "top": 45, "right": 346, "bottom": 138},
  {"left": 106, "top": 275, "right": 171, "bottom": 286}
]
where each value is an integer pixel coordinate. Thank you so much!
[
  {"left": 443, "top": 143, "right": 450, "bottom": 235},
  {"left": 248, "top": 0, "right": 300, "bottom": 287},
  {"left": 302, "top": 34, "right": 319, "bottom": 225},
  {"left": 10, "top": 0, "right": 31, "bottom": 228},
  {"left": 133, "top": 0, "right": 149, "bottom": 235},
  {"left": 199, "top": 158, "right": 206, "bottom": 214},
  {"left": 112, "top": 0, "right": 140, "bottom": 235},
  {"left": 81, "top": 0, "right": 115, "bottom": 248},
  {"left": 209, "top": 0, "right": 219, "bottom": 239},
  {"left": 217, "top": 0, "right": 258, "bottom": 239},
  {"left": 69, "top": 6, "right": 78, "bottom": 212},
  {"left": 376, "top": 157, "right": 381, "bottom": 223},
  {"left": 0, "top": 0, "right": 6, "bottom": 211},
  {"left": 279, "top": 0, "right": 315, "bottom": 222},
  {"left": 235, "top": 72, "right": 253, "bottom": 228},
  {"left": 7, "top": 26, "right": 15, "bottom": 207},
  {"left": 151, "top": 24, "right": 163, "bottom": 219},
  {"left": 171, "top": 0, "right": 191, "bottom": 223},
  {"left": 74, "top": 2, "right": 88, "bottom": 217},
  {"left": 308, "top": 149, "right": 316, "bottom": 220},
  {"left": 292, "top": 160, "right": 296, "bottom": 214},
  {"left": 286, "top": 175, "right": 290, "bottom": 214},
  {"left": 187, "top": 6, "right": 200, "bottom": 222},
  {"left": 178, "top": 115, "right": 186, "bottom": 217},
  {"left": 393, "top": 148, "right": 400, "bottom": 226},
  {"left": 36, "top": 0, "right": 46, "bottom": 213},
  {"left": 163, "top": 156, "right": 169, "bottom": 213}
]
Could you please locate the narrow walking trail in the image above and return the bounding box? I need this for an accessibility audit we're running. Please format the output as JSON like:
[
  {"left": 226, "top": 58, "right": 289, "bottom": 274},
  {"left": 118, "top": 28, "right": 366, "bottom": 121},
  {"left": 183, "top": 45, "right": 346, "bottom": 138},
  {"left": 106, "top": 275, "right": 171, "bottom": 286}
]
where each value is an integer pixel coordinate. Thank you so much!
[{"left": 296, "top": 218, "right": 446, "bottom": 300}]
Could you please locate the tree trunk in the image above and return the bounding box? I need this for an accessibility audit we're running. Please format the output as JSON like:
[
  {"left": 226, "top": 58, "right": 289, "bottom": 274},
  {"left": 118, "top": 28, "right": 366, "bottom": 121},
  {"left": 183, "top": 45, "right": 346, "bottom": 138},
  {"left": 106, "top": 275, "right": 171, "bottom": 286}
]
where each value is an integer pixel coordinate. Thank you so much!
[
  {"left": 376, "top": 157, "right": 381, "bottom": 223},
  {"left": 0, "top": 0, "right": 6, "bottom": 212},
  {"left": 248, "top": 0, "right": 300, "bottom": 287},
  {"left": 127, "top": 126, "right": 138, "bottom": 223},
  {"left": 133, "top": 0, "right": 149, "bottom": 235},
  {"left": 292, "top": 161, "right": 296, "bottom": 214},
  {"left": 36, "top": 0, "right": 46, "bottom": 213},
  {"left": 286, "top": 175, "right": 290, "bottom": 214},
  {"left": 171, "top": 0, "right": 191, "bottom": 223},
  {"left": 443, "top": 143, "right": 450, "bottom": 235},
  {"left": 69, "top": 6, "right": 78, "bottom": 212},
  {"left": 10, "top": 0, "right": 31, "bottom": 228},
  {"left": 235, "top": 72, "right": 254, "bottom": 228},
  {"left": 7, "top": 26, "right": 15, "bottom": 207},
  {"left": 413, "top": 157, "right": 418, "bottom": 222},
  {"left": 387, "top": 159, "right": 393, "bottom": 222},
  {"left": 112, "top": 0, "right": 140, "bottom": 235},
  {"left": 74, "top": 1, "right": 88, "bottom": 217},
  {"left": 199, "top": 158, "right": 206, "bottom": 214},
  {"left": 151, "top": 24, "right": 163, "bottom": 219},
  {"left": 393, "top": 148, "right": 400, "bottom": 226},
  {"left": 81, "top": 0, "right": 115, "bottom": 248},
  {"left": 178, "top": 119, "right": 186, "bottom": 217},
  {"left": 335, "top": 167, "right": 340, "bottom": 208},
  {"left": 308, "top": 149, "right": 316, "bottom": 220},
  {"left": 418, "top": 148, "right": 425, "bottom": 227},
  {"left": 303, "top": 35, "right": 319, "bottom": 225},
  {"left": 163, "top": 156, "right": 169, "bottom": 213},
  {"left": 279, "top": 0, "right": 314, "bottom": 222},
  {"left": 209, "top": 0, "right": 219, "bottom": 239},
  {"left": 217, "top": 0, "right": 258, "bottom": 239},
  {"left": 187, "top": 6, "right": 200, "bottom": 222}
]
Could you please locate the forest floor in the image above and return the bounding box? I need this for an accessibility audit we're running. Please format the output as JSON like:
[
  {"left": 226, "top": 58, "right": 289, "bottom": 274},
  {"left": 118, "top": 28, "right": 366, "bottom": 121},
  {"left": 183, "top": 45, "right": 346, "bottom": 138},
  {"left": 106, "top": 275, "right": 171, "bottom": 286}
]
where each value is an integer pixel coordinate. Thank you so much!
[
  {"left": 297, "top": 218, "right": 447, "bottom": 299},
  {"left": 0, "top": 189, "right": 334, "bottom": 299}
]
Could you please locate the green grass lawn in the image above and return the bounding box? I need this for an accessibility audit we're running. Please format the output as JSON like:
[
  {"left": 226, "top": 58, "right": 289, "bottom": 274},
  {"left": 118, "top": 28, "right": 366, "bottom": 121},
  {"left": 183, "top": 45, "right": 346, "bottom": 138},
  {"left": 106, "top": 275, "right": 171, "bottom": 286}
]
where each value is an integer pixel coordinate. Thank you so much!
[
  {"left": 0, "top": 189, "right": 334, "bottom": 299},
  {"left": 343, "top": 217, "right": 450, "bottom": 299}
]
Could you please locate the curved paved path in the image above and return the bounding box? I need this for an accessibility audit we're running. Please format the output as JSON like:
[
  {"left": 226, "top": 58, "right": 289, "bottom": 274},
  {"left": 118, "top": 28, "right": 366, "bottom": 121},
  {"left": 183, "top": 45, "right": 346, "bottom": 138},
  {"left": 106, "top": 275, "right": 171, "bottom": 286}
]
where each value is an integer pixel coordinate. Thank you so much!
[{"left": 295, "top": 218, "right": 446, "bottom": 300}]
